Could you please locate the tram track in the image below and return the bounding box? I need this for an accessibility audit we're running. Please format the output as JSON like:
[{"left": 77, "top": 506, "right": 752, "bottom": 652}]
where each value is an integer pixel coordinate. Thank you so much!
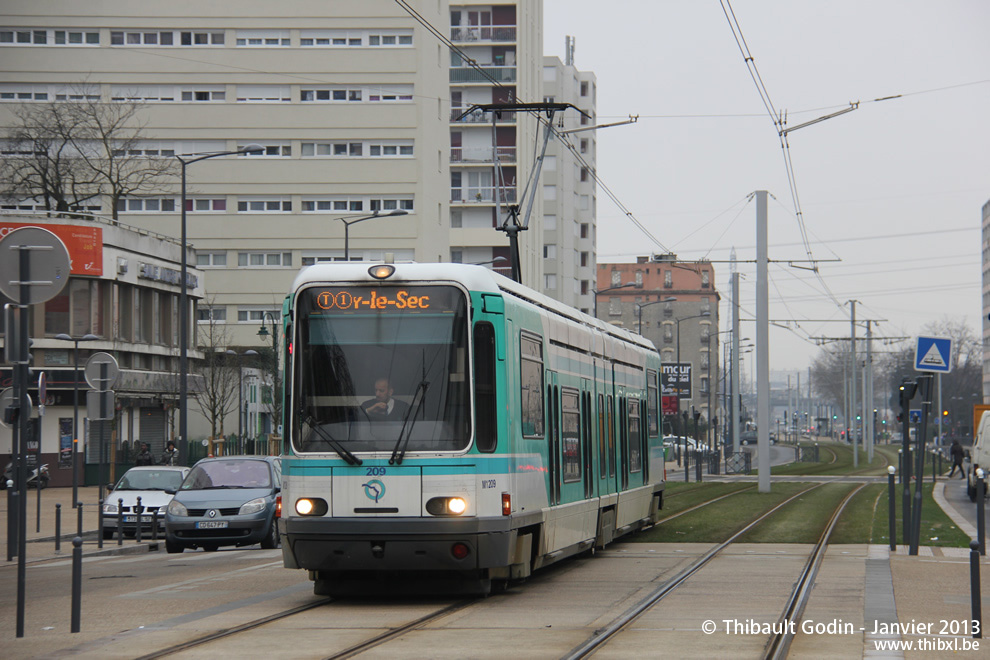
[{"left": 561, "top": 481, "right": 868, "bottom": 659}]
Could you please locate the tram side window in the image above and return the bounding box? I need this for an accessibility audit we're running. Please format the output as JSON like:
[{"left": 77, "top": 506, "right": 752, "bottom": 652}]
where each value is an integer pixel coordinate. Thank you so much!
[
  {"left": 607, "top": 395, "right": 615, "bottom": 478},
  {"left": 598, "top": 394, "right": 606, "bottom": 479},
  {"left": 520, "top": 333, "right": 544, "bottom": 437},
  {"left": 474, "top": 322, "right": 497, "bottom": 452},
  {"left": 646, "top": 369, "right": 659, "bottom": 436},
  {"left": 561, "top": 390, "right": 581, "bottom": 482},
  {"left": 628, "top": 399, "right": 642, "bottom": 472}
]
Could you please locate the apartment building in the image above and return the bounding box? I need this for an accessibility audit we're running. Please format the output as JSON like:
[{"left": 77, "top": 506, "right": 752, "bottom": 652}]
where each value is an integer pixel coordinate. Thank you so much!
[
  {"left": 541, "top": 41, "right": 596, "bottom": 312},
  {"left": 447, "top": 2, "right": 544, "bottom": 289},
  {"left": 597, "top": 255, "right": 722, "bottom": 431}
]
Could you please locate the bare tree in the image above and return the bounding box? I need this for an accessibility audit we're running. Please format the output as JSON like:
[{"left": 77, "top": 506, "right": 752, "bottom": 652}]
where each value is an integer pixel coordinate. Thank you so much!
[
  {"left": 0, "top": 96, "right": 175, "bottom": 219},
  {"left": 192, "top": 304, "right": 239, "bottom": 456},
  {"left": 0, "top": 102, "right": 100, "bottom": 214}
]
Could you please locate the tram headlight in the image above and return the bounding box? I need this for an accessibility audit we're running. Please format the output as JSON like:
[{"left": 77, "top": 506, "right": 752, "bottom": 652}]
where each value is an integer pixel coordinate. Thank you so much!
[
  {"left": 426, "top": 496, "right": 469, "bottom": 517},
  {"left": 368, "top": 264, "right": 395, "bottom": 280},
  {"left": 294, "top": 498, "right": 328, "bottom": 516}
]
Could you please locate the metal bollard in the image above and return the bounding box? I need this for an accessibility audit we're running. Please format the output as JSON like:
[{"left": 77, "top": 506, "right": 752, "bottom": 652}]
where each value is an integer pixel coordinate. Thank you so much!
[
  {"left": 71, "top": 537, "right": 82, "bottom": 633},
  {"left": 55, "top": 503, "right": 62, "bottom": 554},
  {"left": 684, "top": 451, "right": 690, "bottom": 482},
  {"left": 117, "top": 498, "right": 123, "bottom": 546},
  {"left": 76, "top": 501, "right": 83, "bottom": 537},
  {"left": 135, "top": 496, "right": 143, "bottom": 542},
  {"left": 977, "top": 470, "right": 986, "bottom": 556},
  {"left": 696, "top": 454, "right": 703, "bottom": 482},
  {"left": 888, "top": 466, "right": 897, "bottom": 551},
  {"left": 97, "top": 498, "right": 104, "bottom": 550},
  {"left": 151, "top": 508, "right": 158, "bottom": 543},
  {"left": 970, "top": 540, "right": 982, "bottom": 639}
]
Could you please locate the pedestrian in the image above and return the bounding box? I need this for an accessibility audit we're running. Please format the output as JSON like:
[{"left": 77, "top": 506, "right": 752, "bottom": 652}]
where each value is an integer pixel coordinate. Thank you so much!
[
  {"left": 134, "top": 442, "right": 155, "bottom": 466},
  {"left": 948, "top": 438, "right": 965, "bottom": 478},
  {"left": 160, "top": 440, "right": 178, "bottom": 466}
]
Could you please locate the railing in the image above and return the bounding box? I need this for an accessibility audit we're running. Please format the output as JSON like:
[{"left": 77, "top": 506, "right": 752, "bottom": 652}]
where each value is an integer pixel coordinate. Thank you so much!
[
  {"left": 451, "top": 187, "right": 517, "bottom": 204},
  {"left": 450, "top": 26, "right": 517, "bottom": 43},
  {"left": 451, "top": 108, "right": 516, "bottom": 123},
  {"left": 451, "top": 146, "right": 516, "bottom": 163},
  {"left": 450, "top": 66, "right": 516, "bottom": 84}
]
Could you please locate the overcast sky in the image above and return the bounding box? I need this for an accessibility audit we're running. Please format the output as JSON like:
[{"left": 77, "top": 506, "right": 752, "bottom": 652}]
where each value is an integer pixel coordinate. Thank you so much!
[{"left": 543, "top": 0, "right": 989, "bottom": 373}]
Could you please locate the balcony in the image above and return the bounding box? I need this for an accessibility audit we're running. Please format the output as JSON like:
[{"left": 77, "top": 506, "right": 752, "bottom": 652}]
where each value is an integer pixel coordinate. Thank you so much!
[
  {"left": 451, "top": 187, "right": 517, "bottom": 204},
  {"left": 451, "top": 108, "right": 516, "bottom": 123},
  {"left": 451, "top": 146, "right": 516, "bottom": 164},
  {"left": 450, "top": 66, "right": 516, "bottom": 84},
  {"left": 450, "top": 26, "right": 517, "bottom": 43}
]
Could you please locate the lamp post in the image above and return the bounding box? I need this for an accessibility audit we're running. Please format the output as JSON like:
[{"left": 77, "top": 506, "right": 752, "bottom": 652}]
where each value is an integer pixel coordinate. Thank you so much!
[
  {"left": 257, "top": 312, "right": 280, "bottom": 452},
  {"left": 338, "top": 209, "right": 409, "bottom": 261},
  {"left": 225, "top": 349, "right": 258, "bottom": 454},
  {"left": 593, "top": 282, "right": 637, "bottom": 318},
  {"left": 175, "top": 145, "right": 264, "bottom": 466},
  {"left": 54, "top": 333, "right": 99, "bottom": 507},
  {"left": 674, "top": 311, "right": 710, "bottom": 430}
]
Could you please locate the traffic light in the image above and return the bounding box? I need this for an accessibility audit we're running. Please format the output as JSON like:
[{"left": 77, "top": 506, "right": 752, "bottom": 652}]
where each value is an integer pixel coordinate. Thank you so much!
[{"left": 943, "top": 410, "right": 948, "bottom": 417}]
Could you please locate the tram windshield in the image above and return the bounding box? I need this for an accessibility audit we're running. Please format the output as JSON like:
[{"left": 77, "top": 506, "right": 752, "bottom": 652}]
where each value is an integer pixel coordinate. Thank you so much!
[{"left": 291, "top": 284, "right": 472, "bottom": 454}]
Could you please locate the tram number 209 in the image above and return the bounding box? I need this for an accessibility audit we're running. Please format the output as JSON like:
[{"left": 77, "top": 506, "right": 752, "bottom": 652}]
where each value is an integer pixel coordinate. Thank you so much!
[
  {"left": 481, "top": 479, "right": 496, "bottom": 489},
  {"left": 366, "top": 467, "right": 387, "bottom": 476}
]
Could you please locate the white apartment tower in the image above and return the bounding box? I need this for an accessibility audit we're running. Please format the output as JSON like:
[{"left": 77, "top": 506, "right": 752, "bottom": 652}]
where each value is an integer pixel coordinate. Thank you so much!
[
  {"left": 541, "top": 38, "right": 597, "bottom": 312},
  {"left": 0, "top": 0, "right": 450, "bottom": 353},
  {"left": 447, "top": 2, "right": 544, "bottom": 289}
]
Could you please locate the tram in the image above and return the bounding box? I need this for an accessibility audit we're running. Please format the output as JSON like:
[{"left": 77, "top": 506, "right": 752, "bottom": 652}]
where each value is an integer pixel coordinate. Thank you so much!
[{"left": 278, "top": 262, "right": 665, "bottom": 594}]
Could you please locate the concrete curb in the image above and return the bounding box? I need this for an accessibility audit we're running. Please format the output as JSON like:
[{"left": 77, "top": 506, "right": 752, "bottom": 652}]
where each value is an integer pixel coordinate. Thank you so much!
[{"left": 932, "top": 479, "right": 978, "bottom": 537}]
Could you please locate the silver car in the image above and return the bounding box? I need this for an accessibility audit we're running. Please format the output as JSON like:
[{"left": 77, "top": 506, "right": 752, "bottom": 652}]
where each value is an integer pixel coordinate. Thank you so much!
[
  {"left": 103, "top": 466, "right": 189, "bottom": 538},
  {"left": 164, "top": 456, "right": 281, "bottom": 553}
]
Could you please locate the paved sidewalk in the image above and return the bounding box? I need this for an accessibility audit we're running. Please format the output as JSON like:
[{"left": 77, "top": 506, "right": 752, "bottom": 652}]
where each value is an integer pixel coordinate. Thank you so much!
[{"left": 0, "top": 486, "right": 158, "bottom": 564}]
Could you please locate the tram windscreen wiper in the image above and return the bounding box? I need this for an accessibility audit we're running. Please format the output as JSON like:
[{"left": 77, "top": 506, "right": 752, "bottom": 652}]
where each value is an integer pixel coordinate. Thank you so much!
[
  {"left": 389, "top": 381, "right": 429, "bottom": 466},
  {"left": 304, "top": 414, "right": 363, "bottom": 465}
]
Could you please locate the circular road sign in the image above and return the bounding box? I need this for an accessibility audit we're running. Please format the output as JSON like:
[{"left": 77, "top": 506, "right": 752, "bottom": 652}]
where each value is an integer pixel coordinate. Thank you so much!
[
  {"left": 0, "top": 226, "right": 71, "bottom": 304},
  {"left": 84, "top": 352, "right": 120, "bottom": 391}
]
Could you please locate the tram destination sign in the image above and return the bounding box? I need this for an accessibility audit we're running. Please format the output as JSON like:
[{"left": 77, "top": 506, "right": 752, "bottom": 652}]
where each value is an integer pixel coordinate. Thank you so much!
[
  {"left": 661, "top": 363, "right": 692, "bottom": 399},
  {"left": 306, "top": 285, "right": 461, "bottom": 314}
]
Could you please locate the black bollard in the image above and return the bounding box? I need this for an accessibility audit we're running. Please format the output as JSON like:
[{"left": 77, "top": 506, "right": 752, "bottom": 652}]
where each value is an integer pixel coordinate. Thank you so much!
[
  {"left": 696, "top": 453, "right": 703, "bottom": 482},
  {"left": 76, "top": 501, "right": 83, "bottom": 537},
  {"left": 71, "top": 537, "right": 82, "bottom": 633},
  {"left": 888, "top": 467, "right": 897, "bottom": 551},
  {"left": 117, "top": 498, "right": 123, "bottom": 546},
  {"left": 977, "top": 471, "right": 986, "bottom": 557},
  {"left": 151, "top": 508, "right": 158, "bottom": 543},
  {"left": 135, "top": 496, "right": 143, "bottom": 542},
  {"left": 932, "top": 452, "right": 936, "bottom": 484},
  {"left": 970, "top": 540, "right": 982, "bottom": 639},
  {"left": 55, "top": 503, "right": 62, "bottom": 554},
  {"left": 685, "top": 451, "right": 690, "bottom": 483},
  {"left": 97, "top": 499, "right": 104, "bottom": 549}
]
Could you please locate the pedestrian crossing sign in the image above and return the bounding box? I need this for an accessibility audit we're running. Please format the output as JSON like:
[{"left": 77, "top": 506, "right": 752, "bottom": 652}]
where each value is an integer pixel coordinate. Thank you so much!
[{"left": 914, "top": 336, "right": 952, "bottom": 373}]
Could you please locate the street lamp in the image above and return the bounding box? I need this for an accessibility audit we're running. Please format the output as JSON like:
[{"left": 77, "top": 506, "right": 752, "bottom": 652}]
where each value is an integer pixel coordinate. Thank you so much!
[
  {"left": 175, "top": 144, "right": 264, "bottom": 466},
  {"left": 225, "top": 349, "right": 258, "bottom": 454},
  {"left": 338, "top": 209, "right": 409, "bottom": 261},
  {"left": 257, "top": 312, "right": 281, "bottom": 452},
  {"left": 593, "top": 281, "right": 637, "bottom": 318},
  {"left": 635, "top": 296, "right": 677, "bottom": 335},
  {"left": 54, "top": 333, "right": 99, "bottom": 507}
]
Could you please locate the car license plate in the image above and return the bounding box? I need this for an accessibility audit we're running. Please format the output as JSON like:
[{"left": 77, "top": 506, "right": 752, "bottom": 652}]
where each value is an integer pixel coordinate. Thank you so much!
[
  {"left": 123, "top": 515, "right": 154, "bottom": 523},
  {"left": 195, "top": 521, "right": 228, "bottom": 529}
]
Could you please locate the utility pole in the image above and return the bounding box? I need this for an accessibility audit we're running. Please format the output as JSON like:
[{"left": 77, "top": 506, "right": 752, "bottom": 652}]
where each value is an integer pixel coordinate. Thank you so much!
[
  {"left": 756, "top": 191, "right": 770, "bottom": 493},
  {"left": 849, "top": 300, "right": 858, "bottom": 468},
  {"left": 731, "top": 266, "right": 741, "bottom": 455}
]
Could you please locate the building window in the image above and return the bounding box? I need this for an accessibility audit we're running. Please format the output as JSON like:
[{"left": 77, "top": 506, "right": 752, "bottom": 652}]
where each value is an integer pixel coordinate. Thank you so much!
[
  {"left": 301, "top": 85, "right": 413, "bottom": 102},
  {"left": 235, "top": 30, "right": 290, "bottom": 46},
  {"left": 544, "top": 274, "right": 557, "bottom": 290},
  {"left": 236, "top": 198, "right": 291, "bottom": 213},
  {"left": 368, "top": 198, "right": 414, "bottom": 212},
  {"left": 197, "top": 307, "right": 227, "bottom": 323},
  {"left": 117, "top": 197, "right": 177, "bottom": 213},
  {"left": 0, "top": 83, "right": 98, "bottom": 102},
  {"left": 544, "top": 214, "right": 556, "bottom": 230},
  {"left": 238, "top": 308, "right": 280, "bottom": 322},
  {"left": 580, "top": 167, "right": 589, "bottom": 182},
  {"left": 2, "top": 29, "right": 100, "bottom": 45},
  {"left": 235, "top": 86, "right": 290, "bottom": 102},
  {"left": 580, "top": 138, "right": 588, "bottom": 154},
  {"left": 110, "top": 30, "right": 173, "bottom": 46},
  {"left": 196, "top": 252, "right": 227, "bottom": 267},
  {"left": 608, "top": 297, "right": 621, "bottom": 316},
  {"left": 580, "top": 252, "right": 589, "bottom": 267},
  {"left": 543, "top": 244, "right": 557, "bottom": 259},
  {"left": 180, "top": 87, "right": 225, "bottom": 102},
  {"left": 179, "top": 31, "right": 225, "bottom": 46},
  {"left": 663, "top": 323, "right": 673, "bottom": 344},
  {"left": 611, "top": 270, "right": 621, "bottom": 286},
  {"left": 185, "top": 198, "right": 226, "bottom": 212},
  {"left": 580, "top": 81, "right": 589, "bottom": 96},
  {"left": 635, "top": 270, "right": 643, "bottom": 286},
  {"left": 237, "top": 252, "right": 292, "bottom": 267},
  {"left": 237, "top": 142, "right": 290, "bottom": 157},
  {"left": 664, "top": 270, "right": 672, "bottom": 288},
  {"left": 702, "top": 270, "right": 710, "bottom": 288}
]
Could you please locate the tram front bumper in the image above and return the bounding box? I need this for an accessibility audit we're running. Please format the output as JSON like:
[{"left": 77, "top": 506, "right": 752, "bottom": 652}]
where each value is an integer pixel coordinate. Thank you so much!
[{"left": 283, "top": 516, "right": 516, "bottom": 572}]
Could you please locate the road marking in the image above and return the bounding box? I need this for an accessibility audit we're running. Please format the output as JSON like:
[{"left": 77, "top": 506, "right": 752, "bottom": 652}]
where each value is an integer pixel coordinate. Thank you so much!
[{"left": 120, "top": 560, "right": 283, "bottom": 597}]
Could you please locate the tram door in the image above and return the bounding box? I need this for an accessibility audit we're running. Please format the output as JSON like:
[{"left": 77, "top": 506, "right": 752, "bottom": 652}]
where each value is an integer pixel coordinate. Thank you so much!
[{"left": 546, "top": 371, "right": 561, "bottom": 506}]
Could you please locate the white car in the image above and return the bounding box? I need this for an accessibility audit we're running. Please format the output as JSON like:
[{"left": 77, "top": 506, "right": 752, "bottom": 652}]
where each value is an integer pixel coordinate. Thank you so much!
[
  {"left": 965, "top": 412, "right": 990, "bottom": 502},
  {"left": 103, "top": 466, "right": 190, "bottom": 539}
]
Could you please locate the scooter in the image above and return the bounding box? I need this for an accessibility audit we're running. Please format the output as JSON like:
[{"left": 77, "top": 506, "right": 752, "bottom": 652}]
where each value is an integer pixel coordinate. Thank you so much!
[{"left": 1, "top": 462, "right": 49, "bottom": 489}]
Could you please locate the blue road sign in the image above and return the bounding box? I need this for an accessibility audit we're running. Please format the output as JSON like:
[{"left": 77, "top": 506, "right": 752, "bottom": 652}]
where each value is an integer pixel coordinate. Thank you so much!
[
  {"left": 914, "top": 336, "right": 952, "bottom": 373},
  {"left": 909, "top": 409, "right": 921, "bottom": 423}
]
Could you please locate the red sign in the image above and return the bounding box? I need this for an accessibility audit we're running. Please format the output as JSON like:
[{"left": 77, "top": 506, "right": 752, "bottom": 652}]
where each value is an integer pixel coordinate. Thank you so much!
[
  {"left": 661, "top": 395, "right": 680, "bottom": 416},
  {"left": 0, "top": 222, "right": 103, "bottom": 276}
]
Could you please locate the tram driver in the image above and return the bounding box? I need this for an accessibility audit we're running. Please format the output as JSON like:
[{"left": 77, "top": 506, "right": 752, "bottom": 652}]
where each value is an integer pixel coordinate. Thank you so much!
[{"left": 361, "top": 377, "right": 410, "bottom": 421}]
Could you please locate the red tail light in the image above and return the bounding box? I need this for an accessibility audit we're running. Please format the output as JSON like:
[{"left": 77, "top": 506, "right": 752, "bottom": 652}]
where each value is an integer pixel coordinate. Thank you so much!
[
  {"left": 451, "top": 542, "right": 470, "bottom": 560},
  {"left": 275, "top": 495, "right": 282, "bottom": 518},
  {"left": 501, "top": 492, "right": 511, "bottom": 516}
]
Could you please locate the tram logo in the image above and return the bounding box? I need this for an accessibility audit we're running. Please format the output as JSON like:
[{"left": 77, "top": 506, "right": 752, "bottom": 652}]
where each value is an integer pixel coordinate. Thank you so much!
[{"left": 362, "top": 479, "right": 386, "bottom": 503}]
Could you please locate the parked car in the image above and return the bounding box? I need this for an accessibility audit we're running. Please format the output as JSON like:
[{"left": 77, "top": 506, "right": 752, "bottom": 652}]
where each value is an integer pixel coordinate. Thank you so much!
[
  {"left": 103, "top": 466, "right": 190, "bottom": 539},
  {"left": 164, "top": 456, "right": 281, "bottom": 553},
  {"left": 965, "top": 411, "right": 990, "bottom": 502},
  {"left": 739, "top": 430, "right": 776, "bottom": 446}
]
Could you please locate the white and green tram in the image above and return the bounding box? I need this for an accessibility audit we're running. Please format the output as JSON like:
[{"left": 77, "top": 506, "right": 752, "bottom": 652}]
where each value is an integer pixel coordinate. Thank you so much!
[{"left": 279, "top": 262, "right": 665, "bottom": 595}]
